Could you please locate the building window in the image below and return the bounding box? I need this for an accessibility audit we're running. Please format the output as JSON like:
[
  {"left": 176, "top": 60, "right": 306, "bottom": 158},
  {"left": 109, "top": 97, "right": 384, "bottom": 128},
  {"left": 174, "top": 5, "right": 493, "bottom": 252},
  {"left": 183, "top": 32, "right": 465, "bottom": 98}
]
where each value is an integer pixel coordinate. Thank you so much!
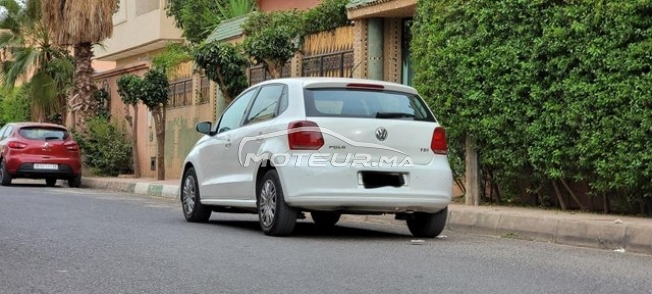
[{"left": 167, "top": 79, "right": 193, "bottom": 108}]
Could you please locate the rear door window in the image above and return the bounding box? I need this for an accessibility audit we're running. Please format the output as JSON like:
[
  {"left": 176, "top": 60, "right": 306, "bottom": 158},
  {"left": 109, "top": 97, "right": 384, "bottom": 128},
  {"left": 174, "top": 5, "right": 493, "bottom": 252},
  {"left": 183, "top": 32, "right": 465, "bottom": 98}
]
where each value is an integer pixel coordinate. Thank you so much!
[
  {"left": 244, "top": 84, "right": 286, "bottom": 125},
  {"left": 303, "top": 88, "right": 436, "bottom": 122},
  {"left": 19, "top": 127, "right": 69, "bottom": 141}
]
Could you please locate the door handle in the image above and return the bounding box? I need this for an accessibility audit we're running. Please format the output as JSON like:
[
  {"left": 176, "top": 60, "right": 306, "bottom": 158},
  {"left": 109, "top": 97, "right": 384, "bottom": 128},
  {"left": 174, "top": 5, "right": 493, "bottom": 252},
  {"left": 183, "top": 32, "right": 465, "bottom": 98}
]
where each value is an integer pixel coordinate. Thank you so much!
[
  {"left": 257, "top": 132, "right": 264, "bottom": 142},
  {"left": 225, "top": 139, "right": 232, "bottom": 147}
]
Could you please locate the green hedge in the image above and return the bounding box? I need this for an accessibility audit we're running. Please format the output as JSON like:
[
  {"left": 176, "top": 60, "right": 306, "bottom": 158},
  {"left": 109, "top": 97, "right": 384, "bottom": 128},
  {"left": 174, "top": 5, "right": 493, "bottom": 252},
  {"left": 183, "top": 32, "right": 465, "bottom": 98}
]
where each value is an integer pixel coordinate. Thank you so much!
[{"left": 412, "top": 0, "right": 652, "bottom": 214}]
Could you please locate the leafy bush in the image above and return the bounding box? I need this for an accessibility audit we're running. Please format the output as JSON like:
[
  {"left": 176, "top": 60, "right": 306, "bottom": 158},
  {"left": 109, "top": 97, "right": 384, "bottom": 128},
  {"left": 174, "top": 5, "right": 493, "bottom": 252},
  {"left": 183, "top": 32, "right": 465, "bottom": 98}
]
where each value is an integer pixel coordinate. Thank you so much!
[
  {"left": 242, "top": 10, "right": 305, "bottom": 78},
  {"left": 193, "top": 41, "right": 249, "bottom": 102},
  {"left": 0, "top": 86, "right": 31, "bottom": 126},
  {"left": 151, "top": 43, "right": 193, "bottom": 76},
  {"left": 412, "top": 0, "right": 652, "bottom": 214},
  {"left": 116, "top": 74, "right": 142, "bottom": 106},
  {"left": 302, "top": 0, "right": 351, "bottom": 35},
  {"left": 73, "top": 117, "right": 132, "bottom": 176}
]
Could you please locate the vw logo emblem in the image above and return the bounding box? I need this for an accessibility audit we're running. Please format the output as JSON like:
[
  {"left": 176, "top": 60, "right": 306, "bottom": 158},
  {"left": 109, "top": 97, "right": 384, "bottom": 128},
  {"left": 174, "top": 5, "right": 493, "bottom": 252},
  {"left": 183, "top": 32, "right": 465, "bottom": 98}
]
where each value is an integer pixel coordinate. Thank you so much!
[{"left": 375, "top": 127, "right": 388, "bottom": 141}]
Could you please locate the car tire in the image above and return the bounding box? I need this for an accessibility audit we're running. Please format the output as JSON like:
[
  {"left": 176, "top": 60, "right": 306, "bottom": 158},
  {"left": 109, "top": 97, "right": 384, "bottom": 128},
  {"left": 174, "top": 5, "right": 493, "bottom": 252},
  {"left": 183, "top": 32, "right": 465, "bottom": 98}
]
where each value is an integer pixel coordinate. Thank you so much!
[
  {"left": 181, "top": 167, "right": 211, "bottom": 222},
  {"left": 0, "top": 160, "right": 12, "bottom": 186},
  {"left": 406, "top": 207, "right": 448, "bottom": 238},
  {"left": 257, "top": 169, "right": 297, "bottom": 236},
  {"left": 68, "top": 174, "right": 82, "bottom": 188},
  {"left": 311, "top": 211, "right": 341, "bottom": 228},
  {"left": 45, "top": 177, "right": 57, "bottom": 187}
]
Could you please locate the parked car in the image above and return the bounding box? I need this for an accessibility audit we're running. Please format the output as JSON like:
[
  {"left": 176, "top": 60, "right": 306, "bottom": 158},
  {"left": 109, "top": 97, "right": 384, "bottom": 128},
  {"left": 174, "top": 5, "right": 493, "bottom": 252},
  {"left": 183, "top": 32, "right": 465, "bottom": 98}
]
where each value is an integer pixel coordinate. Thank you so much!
[
  {"left": 180, "top": 77, "right": 453, "bottom": 237},
  {"left": 0, "top": 122, "right": 82, "bottom": 187}
]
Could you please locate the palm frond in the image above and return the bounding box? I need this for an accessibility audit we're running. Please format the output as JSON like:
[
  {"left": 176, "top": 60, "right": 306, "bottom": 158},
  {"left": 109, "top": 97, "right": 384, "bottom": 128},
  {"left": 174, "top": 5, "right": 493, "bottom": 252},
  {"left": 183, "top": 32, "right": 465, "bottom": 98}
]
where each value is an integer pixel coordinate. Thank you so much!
[
  {"left": 227, "top": 0, "right": 255, "bottom": 17},
  {"left": 29, "top": 70, "right": 61, "bottom": 118},
  {"left": 2, "top": 45, "right": 38, "bottom": 88},
  {"left": 0, "top": 0, "right": 23, "bottom": 34},
  {"left": 0, "top": 30, "right": 19, "bottom": 50},
  {"left": 214, "top": 0, "right": 255, "bottom": 20},
  {"left": 45, "top": 54, "right": 74, "bottom": 90},
  {"left": 42, "top": 0, "right": 116, "bottom": 45}
]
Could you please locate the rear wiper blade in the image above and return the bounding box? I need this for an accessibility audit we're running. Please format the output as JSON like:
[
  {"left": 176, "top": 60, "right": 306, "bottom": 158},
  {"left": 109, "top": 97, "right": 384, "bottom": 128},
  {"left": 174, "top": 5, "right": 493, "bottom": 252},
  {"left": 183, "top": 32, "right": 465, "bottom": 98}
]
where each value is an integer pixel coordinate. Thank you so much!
[{"left": 375, "top": 112, "right": 415, "bottom": 119}]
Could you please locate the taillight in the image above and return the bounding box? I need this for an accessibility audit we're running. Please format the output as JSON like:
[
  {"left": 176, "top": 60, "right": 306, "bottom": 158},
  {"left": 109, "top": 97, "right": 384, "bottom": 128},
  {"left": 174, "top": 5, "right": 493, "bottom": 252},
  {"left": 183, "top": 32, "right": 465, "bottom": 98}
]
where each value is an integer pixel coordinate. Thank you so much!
[
  {"left": 431, "top": 127, "right": 447, "bottom": 155},
  {"left": 65, "top": 142, "right": 79, "bottom": 151},
  {"left": 288, "top": 121, "right": 324, "bottom": 150},
  {"left": 7, "top": 141, "right": 27, "bottom": 149},
  {"left": 346, "top": 83, "right": 385, "bottom": 90}
]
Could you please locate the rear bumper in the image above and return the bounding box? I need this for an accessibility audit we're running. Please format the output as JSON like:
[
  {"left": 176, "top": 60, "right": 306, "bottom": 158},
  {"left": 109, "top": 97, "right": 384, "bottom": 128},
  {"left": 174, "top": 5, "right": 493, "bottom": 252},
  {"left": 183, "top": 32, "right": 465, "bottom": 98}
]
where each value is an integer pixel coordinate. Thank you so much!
[
  {"left": 275, "top": 155, "right": 453, "bottom": 214},
  {"left": 6, "top": 157, "right": 81, "bottom": 178}
]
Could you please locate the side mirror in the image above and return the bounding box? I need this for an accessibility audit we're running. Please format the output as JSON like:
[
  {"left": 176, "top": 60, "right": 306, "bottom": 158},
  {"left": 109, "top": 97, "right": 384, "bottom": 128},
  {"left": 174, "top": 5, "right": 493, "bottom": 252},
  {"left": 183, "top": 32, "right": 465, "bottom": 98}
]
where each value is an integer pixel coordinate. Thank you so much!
[{"left": 196, "top": 121, "right": 212, "bottom": 135}]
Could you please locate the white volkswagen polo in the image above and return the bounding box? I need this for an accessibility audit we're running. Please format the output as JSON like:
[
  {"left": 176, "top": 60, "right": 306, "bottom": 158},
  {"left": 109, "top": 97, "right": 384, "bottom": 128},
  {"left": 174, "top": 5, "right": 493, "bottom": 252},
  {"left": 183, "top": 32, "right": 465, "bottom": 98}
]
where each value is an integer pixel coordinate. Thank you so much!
[{"left": 180, "top": 77, "right": 453, "bottom": 237}]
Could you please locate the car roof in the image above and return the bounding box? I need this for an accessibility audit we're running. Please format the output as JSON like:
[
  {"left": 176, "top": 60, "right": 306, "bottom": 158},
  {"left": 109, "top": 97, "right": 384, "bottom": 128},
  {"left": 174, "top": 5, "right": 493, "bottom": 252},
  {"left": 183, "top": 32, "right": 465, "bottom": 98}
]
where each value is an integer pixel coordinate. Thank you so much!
[
  {"left": 4, "top": 122, "right": 69, "bottom": 129},
  {"left": 252, "top": 77, "right": 420, "bottom": 95}
]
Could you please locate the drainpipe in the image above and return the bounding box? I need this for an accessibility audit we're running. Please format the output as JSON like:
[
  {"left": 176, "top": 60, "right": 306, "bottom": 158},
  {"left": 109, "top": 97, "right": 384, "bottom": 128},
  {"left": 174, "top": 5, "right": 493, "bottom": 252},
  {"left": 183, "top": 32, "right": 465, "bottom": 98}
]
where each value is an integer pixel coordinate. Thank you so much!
[{"left": 367, "top": 18, "right": 384, "bottom": 81}]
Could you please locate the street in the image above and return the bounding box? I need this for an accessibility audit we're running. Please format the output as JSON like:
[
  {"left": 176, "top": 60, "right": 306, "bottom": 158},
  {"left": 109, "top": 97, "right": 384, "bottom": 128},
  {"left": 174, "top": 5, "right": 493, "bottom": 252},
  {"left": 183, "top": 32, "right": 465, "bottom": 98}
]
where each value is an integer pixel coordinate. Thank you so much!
[{"left": 1, "top": 182, "right": 651, "bottom": 294}]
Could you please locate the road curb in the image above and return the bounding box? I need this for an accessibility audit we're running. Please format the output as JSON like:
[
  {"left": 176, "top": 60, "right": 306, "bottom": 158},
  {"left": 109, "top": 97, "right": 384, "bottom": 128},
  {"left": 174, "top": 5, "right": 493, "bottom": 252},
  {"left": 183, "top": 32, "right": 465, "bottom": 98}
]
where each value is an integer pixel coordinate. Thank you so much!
[
  {"left": 80, "top": 178, "right": 179, "bottom": 199},
  {"left": 80, "top": 178, "right": 652, "bottom": 255}
]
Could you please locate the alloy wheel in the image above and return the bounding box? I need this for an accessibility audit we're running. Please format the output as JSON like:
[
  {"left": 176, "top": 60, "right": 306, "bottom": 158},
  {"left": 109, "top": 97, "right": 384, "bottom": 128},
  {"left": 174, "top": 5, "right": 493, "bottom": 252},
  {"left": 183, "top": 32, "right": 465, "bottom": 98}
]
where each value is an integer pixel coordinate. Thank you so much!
[
  {"left": 259, "top": 179, "right": 277, "bottom": 228},
  {"left": 182, "top": 175, "right": 196, "bottom": 214}
]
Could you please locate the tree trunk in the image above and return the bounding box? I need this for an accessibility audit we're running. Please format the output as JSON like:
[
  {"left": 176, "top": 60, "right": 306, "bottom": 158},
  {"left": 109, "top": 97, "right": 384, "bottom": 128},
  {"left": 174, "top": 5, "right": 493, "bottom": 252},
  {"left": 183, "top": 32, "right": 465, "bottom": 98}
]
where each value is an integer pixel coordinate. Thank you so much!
[
  {"left": 216, "top": 70, "right": 234, "bottom": 104},
  {"left": 153, "top": 107, "right": 166, "bottom": 181},
  {"left": 132, "top": 104, "right": 140, "bottom": 178},
  {"left": 552, "top": 180, "right": 567, "bottom": 211},
  {"left": 560, "top": 178, "right": 587, "bottom": 210},
  {"left": 123, "top": 104, "right": 139, "bottom": 178},
  {"left": 264, "top": 60, "right": 283, "bottom": 79},
  {"left": 465, "top": 135, "right": 479, "bottom": 206},
  {"left": 73, "top": 43, "right": 98, "bottom": 131}
]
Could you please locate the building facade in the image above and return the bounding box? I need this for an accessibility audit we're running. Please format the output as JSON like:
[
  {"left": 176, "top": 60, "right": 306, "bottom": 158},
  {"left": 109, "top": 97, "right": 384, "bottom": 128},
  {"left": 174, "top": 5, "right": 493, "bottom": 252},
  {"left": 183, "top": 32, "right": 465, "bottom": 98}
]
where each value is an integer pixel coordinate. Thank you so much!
[{"left": 92, "top": 0, "right": 191, "bottom": 179}]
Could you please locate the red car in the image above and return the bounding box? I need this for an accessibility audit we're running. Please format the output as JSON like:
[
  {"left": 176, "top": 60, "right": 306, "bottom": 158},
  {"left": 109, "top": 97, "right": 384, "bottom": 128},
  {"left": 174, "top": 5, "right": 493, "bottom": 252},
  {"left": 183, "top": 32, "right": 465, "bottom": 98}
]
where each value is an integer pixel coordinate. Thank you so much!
[{"left": 0, "top": 122, "right": 82, "bottom": 187}]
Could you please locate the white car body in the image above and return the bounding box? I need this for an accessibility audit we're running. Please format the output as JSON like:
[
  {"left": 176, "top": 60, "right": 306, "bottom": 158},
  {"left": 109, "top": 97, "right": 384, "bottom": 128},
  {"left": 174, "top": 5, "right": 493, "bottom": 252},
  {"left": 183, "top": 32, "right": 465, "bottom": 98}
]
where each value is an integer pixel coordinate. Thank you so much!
[{"left": 180, "top": 77, "right": 453, "bottom": 237}]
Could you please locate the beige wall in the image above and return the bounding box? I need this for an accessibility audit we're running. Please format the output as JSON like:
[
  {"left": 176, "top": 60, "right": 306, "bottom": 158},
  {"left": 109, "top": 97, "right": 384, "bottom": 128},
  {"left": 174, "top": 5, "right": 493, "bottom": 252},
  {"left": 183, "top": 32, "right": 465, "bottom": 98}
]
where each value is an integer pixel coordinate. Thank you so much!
[
  {"left": 93, "top": 60, "right": 116, "bottom": 72},
  {"left": 164, "top": 93, "right": 214, "bottom": 179},
  {"left": 95, "top": 0, "right": 183, "bottom": 61},
  {"left": 258, "top": 0, "right": 322, "bottom": 11}
]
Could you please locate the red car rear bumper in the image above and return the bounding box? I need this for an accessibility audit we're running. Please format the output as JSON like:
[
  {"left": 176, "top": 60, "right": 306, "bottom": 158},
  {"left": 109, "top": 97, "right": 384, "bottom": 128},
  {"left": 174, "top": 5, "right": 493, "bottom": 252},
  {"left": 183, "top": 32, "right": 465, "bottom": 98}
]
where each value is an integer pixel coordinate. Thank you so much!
[{"left": 5, "top": 155, "right": 81, "bottom": 178}]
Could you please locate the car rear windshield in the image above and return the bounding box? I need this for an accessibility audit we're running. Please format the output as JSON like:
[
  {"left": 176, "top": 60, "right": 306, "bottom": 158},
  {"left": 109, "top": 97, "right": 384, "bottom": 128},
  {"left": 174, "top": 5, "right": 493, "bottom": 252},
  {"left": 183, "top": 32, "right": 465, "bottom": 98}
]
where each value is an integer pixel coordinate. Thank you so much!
[
  {"left": 303, "top": 88, "right": 436, "bottom": 122},
  {"left": 19, "top": 127, "right": 69, "bottom": 141}
]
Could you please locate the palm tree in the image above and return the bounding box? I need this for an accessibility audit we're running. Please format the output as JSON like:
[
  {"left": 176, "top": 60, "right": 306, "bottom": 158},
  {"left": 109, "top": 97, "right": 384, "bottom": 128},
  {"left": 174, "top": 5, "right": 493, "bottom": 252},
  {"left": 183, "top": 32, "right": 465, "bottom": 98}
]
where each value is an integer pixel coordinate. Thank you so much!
[
  {"left": 40, "top": 0, "right": 117, "bottom": 130},
  {"left": 216, "top": 0, "right": 257, "bottom": 19},
  {"left": 0, "top": 0, "right": 74, "bottom": 123}
]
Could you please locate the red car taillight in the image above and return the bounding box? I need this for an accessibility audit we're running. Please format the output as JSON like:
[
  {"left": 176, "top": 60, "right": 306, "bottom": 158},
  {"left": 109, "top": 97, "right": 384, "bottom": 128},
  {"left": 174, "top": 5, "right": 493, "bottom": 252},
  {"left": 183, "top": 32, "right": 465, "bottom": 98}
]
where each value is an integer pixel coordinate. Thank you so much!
[
  {"left": 7, "top": 141, "right": 27, "bottom": 149},
  {"left": 288, "top": 121, "right": 324, "bottom": 150},
  {"left": 431, "top": 127, "right": 448, "bottom": 155},
  {"left": 65, "top": 141, "right": 79, "bottom": 151}
]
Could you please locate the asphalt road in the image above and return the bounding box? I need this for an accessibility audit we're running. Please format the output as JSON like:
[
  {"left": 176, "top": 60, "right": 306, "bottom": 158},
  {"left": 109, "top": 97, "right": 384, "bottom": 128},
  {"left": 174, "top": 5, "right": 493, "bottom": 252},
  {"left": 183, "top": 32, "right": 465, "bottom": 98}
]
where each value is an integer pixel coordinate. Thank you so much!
[{"left": 1, "top": 182, "right": 651, "bottom": 294}]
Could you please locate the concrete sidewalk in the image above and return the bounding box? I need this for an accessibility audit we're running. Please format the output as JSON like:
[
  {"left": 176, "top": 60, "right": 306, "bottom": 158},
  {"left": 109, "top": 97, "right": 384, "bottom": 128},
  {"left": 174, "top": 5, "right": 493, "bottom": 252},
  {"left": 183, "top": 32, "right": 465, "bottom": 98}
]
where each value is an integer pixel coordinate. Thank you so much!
[{"left": 79, "top": 177, "right": 652, "bottom": 255}]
